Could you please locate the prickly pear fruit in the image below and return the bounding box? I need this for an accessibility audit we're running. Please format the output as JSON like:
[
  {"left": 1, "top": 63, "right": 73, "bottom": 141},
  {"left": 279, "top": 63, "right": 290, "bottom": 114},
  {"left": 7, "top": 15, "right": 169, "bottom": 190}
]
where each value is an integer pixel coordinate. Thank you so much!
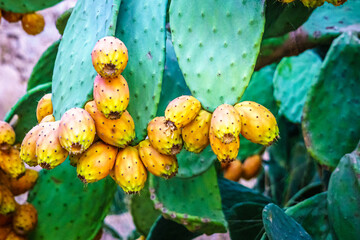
[
  {"left": 0, "top": 186, "right": 16, "bottom": 215},
  {"left": 138, "top": 139, "right": 178, "bottom": 179},
  {"left": 182, "top": 110, "right": 211, "bottom": 153},
  {"left": 20, "top": 124, "right": 45, "bottom": 167},
  {"left": 69, "top": 153, "right": 81, "bottom": 167},
  {"left": 5, "top": 231, "right": 26, "bottom": 240},
  {"left": 21, "top": 12, "right": 45, "bottom": 35},
  {"left": 234, "top": 101, "right": 279, "bottom": 146},
  {"left": 241, "top": 155, "right": 262, "bottom": 180},
  {"left": 0, "top": 148, "right": 25, "bottom": 179},
  {"left": 326, "top": 0, "right": 347, "bottom": 5},
  {"left": 36, "top": 122, "right": 68, "bottom": 170},
  {"left": 147, "top": 117, "right": 182, "bottom": 155},
  {"left": 165, "top": 95, "right": 201, "bottom": 129},
  {"left": 0, "top": 225, "right": 12, "bottom": 239},
  {"left": 58, "top": 108, "right": 96, "bottom": 154},
  {"left": 278, "top": 0, "right": 296, "bottom": 3},
  {"left": 211, "top": 104, "right": 241, "bottom": 144},
  {"left": 0, "top": 213, "right": 12, "bottom": 225},
  {"left": 209, "top": 130, "right": 239, "bottom": 163},
  {"left": 8, "top": 169, "right": 38, "bottom": 196},
  {"left": 2, "top": 11, "right": 23, "bottom": 23},
  {"left": 76, "top": 141, "right": 118, "bottom": 183},
  {"left": 93, "top": 74, "right": 130, "bottom": 119},
  {"left": 113, "top": 146, "right": 147, "bottom": 194},
  {"left": 300, "top": 0, "right": 325, "bottom": 7},
  {"left": 12, "top": 203, "right": 37, "bottom": 235},
  {"left": 40, "top": 115, "right": 55, "bottom": 123},
  {"left": 85, "top": 101, "right": 135, "bottom": 148},
  {"left": 0, "top": 121, "right": 15, "bottom": 151},
  {"left": 224, "top": 160, "right": 242, "bottom": 182},
  {"left": 91, "top": 36, "right": 128, "bottom": 78},
  {"left": 36, "top": 94, "right": 53, "bottom": 123}
]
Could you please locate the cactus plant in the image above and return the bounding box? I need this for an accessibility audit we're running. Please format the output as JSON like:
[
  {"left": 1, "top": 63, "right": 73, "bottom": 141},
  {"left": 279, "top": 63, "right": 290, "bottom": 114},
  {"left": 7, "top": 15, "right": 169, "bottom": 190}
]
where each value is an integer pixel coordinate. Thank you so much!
[{"left": 0, "top": 0, "right": 62, "bottom": 13}]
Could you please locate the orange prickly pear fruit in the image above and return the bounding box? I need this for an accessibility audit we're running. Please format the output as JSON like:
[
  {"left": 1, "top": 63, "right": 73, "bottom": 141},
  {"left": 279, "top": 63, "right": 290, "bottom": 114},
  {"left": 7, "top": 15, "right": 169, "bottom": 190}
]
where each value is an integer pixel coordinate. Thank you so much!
[
  {"left": 91, "top": 36, "right": 128, "bottom": 78},
  {"left": 4, "top": 231, "right": 26, "bottom": 240},
  {"left": 242, "top": 155, "right": 262, "bottom": 180},
  {"left": 147, "top": 117, "right": 182, "bottom": 155},
  {"left": 165, "top": 95, "right": 201, "bottom": 129},
  {"left": 40, "top": 115, "right": 55, "bottom": 123},
  {"left": 0, "top": 148, "right": 25, "bottom": 179},
  {"left": 221, "top": 162, "right": 230, "bottom": 170},
  {"left": 20, "top": 124, "right": 46, "bottom": 167},
  {"left": 0, "top": 213, "right": 12, "bottom": 225},
  {"left": 58, "top": 108, "right": 96, "bottom": 154},
  {"left": 211, "top": 104, "right": 241, "bottom": 144},
  {"left": 21, "top": 12, "right": 45, "bottom": 35},
  {"left": 224, "top": 160, "right": 242, "bottom": 182},
  {"left": 85, "top": 101, "right": 135, "bottom": 148},
  {"left": 0, "top": 186, "right": 16, "bottom": 215},
  {"left": 36, "top": 122, "right": 68, "bottom": 170},
  {"left": 113, "top": 146, "right": 147, "bottom": 194},
  {"left": 300, "top": 0, "right": 324, "bottom": 7},
  {"left": 8, "top": 169, "right": 39, "bottom": 196},
  {"left": 0, "top": 225, "right": 12, "bottom": 239},
  {"left": 182, "top": 110, "right": 211, "bottom": 153},
  {"left": 69, "top": 153, "right": 81, "bottom": 167},
  {"left": 93, "top": 74, "right": 129, "bottom": 120},
  {"left": 234, "top": 101, "right": 279, "bottom": 146},
  {"left": 0, "top": 121, "right": 15, "bottom": 151},
  {"left": 138, "top": 139, "right": 178, "bottom": 179},
  {"left": 36, "top": 94, "right": 53, "bottom": 123},
  {"left": 2, "top": 11, "right": 23, "bottom": 23},
  {"left": 12, "top": 203, "right": 37, "bottom": 235},
  {"left": 76, "top": 141, "right": 118, "bottom": 183},
  {"left": 209, "top": 129, "right": 239, "bottom": 163},
  {"left": 326, "top": 0, "right": 347, "bottom": 6}
]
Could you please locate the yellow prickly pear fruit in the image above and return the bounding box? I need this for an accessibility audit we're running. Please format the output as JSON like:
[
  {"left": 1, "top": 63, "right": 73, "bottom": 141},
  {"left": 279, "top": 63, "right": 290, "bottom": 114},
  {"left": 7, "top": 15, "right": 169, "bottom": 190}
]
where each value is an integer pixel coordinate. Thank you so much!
[
  {"left": 0, "top": 225, "right": 12, "bottom": 239},
  {"left": 12, "top": 203, "right": 37, "bottom": 235},
  {"left": 93, "top": 74, "right": 130, "bottom": 119},
  {"left": 113, "top": 146, "right": 147, "bottom": 194},
  {"left": 165, "top": 95, "right": 201, "bottom": 129},
  {"left": 20, "top": 124, "right": 45, "bottom": 167},
  {"left": 0, "top": 186, "right": 16, "bottom": 215},
  {"left": 234, "top": 101, "right": 279, "bottom": 146},
  {"left": 224, "top": 160, "right": 242, "bottom": 182},
  {"left": 2, "top": 11, "right": 23, "bottom": 23},
  {"left": 36, "top": 94, "right": 53, "bottom": 123},
  {"left": 91, "top": 36, "right": 128, "bottom": 78},
  {"left": 58, "top": 108, "right": 96, "bottom": 154},
  {"left": 21, "top": 12, "right": 45, "bottom": 35},
  {"left": 182, "top": 110, "right": 211, "bottom": 153},
  {"left": 85, "top": 101, "right": 135, "bottom": 148},
  {"left": 8, "top": 169, "right": 38, "bottom": 196},
  {"left": 36, "top": 122, "right": 68, "bottom": 170},
  {"left": 242, "top": 155, "right": 262, "bottom": 180},
  {"left": 0, "top": 148, "right": 25, "bottom": 179},
  {"left": 4, "top": 231, "right": 26, "bottom": 240},
  {"left": 138, "top": 140, "right": 178, "bottom": 179},
  {"left": 0, "top": 121, "right": 15, "bottom": 151},
  {"left": 147, "top": 117, "right": 182, "bottom": 155},
  {"left": 300, "top": 0, "right": 325, "bottom": 7},
  {"left": 211, "top": 104, "right": 241, "bottom": 144},
  {"left": 76, "top": 141, "right": 118, "bottom": 183},
  {"left": 69, "top": 153, "right": 81, "bottom": 167},
  {"left": 40, "top": 115, "right": 55, "bottom": 123},
  {"left": 326, "top": 0, "right": 347, "bottom": 6},
  {"left": 209, "top": 130, "right": 239, "bottom": 163}
]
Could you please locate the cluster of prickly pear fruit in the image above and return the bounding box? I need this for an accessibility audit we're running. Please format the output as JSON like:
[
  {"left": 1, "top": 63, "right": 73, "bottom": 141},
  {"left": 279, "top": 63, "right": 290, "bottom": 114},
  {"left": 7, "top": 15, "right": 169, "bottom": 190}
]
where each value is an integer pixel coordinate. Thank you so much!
[
  {"left": 222, "top": 155, "right": 263, "bottom": 182},
  {"left": 278, "top": 0, "right": 347, "bottom": 7},
  {"left": 0, "top": 9, "right": 45, "bottom": 35}
]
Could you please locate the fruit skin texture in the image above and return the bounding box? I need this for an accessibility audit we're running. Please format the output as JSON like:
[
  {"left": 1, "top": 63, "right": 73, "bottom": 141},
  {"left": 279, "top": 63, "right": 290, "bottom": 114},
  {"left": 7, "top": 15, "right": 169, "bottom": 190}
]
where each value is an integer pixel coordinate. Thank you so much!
[
  {"left": 93, "top": 74, "right": 129, "bottom": 120},
  {"left": 0, "top": 148, "right": 25, "bottom": 179},
  {"left": 91, "top": 36, "right": 128, "bottom": 78},
  {"left": 241, "top": 155, "right": 262, "bottom": 180},
  {"left": 40, "top": 114, "right": 55, "bottom": 123},
  {"left": 0, "top": 121, "right": 15, "bottom": 151},
  {"left": 4, "top": 231, "right": 26, "bottom": 240},
  {"left": 21, "top": 12, "right": 45, "bottom": 35},
  {"left": 2, "top": 11, "right": 23, "bottom": 23},
  {"left": 36, "top": 94, "right": 53, "bottom": 123},
  {"left": 211, "top": 104, "right": 241, "bottom": 144},
  {"left": 113, "top": 146, "right": 147, "bottom": 194},
  {"left": 182, "top": 110, "right": 211, "bottom": 153},
  {"left": 209, "top": 129, "right": 239, "bottom": 163},
  {"left": 76, "top": 141, "right": 118, "bottom": 183},
  {"left": 85, "top": 101, "right": 135, "bottom": 148},
  {"left": 300, "top": 0, "right": 325, "bottom": 8},
  {"left": 36, "top": 121, "right": 68, "bottom": 170},
  {"left": 58, "top": 107, "right": 96, "bottom": 154},
  {"left": 138, "top": 139, "right": 178, "bottom": 179},
  {"left": 224, "top": 160, "right": 242, "bottom": 182},
  {"left": 326, "top": 0, "right": 347, "bottom": 5},
  {"left": 165, "top": 95, "right": 201, "bottom": 129},
  {"left": 69, "top": 153, "right": 81, "bottom": 167},
  {"left": 0, "top": 186, "right": 16, "bottom": 215},
  {"left": 20, "top": 124, "right": 45, "bottom": 167},
  {"left": 235, "top": 101, "right": 279, "bottom": 146},
  {"left": 8, "top": 169, "right": 39, "bottom": 196},
  {"left": 147, "top": 117, "right": 183, "bottom": 155},
  {"left": 0, "top": 225, "right": 12, "bottom": 240},
  {"left": 13, "top": 203, "right": 38, "bottom": 235},
  {"left": 0, "top": 213, "right": 12, "bottom": 226}
]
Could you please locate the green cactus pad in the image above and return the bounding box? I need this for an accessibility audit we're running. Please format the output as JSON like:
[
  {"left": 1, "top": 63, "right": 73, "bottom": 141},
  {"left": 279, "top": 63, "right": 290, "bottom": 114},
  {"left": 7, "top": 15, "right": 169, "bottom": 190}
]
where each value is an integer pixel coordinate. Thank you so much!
[
  {"left": 302, "top": 33, "right": 360, "bottom": 168},
  {"left": 28, "top": 163, "right": 117, "bottom": 240},
  {"left": 115, "top": 0, "right": 167, "bottom": 143},
  {"left": 273, "top": 50, "right": 322, "bottom": 123},
  {"left": 27, "top": 40, "right": 60, "bottom": 91},
  {"left": 149, "top": 165, "right": 227, "bottom": 234},
  {"left": 0, "top": 0, "right": 62, "bottom": 13},
  {"left": 328, "top": 144, "right": 360, "bottom": 240},
  {"left": 52, "top": 0, "right": 121, "bottom": 119},
  {"left": 262, "top": 203, "right": 312, "bottom": 240},
  {"left": 286, "top": 192, "right": 333, "bottom": 240},
  {"left": 56, "top": 8, "right": 73, "bottom": 35},
  {"left": 169, "top": 0, "right": 265, "bottom": 111},
  {"left": 286, "top": 182, "right": 323, "bottom": 208},
  {"left": 3, "top": 83, "right": 51, "bottom": 143}
]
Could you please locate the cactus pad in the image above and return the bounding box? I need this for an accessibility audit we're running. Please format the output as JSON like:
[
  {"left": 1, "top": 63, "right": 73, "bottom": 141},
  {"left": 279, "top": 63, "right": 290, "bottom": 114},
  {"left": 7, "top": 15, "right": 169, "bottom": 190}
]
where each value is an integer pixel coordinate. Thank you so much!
[{"left": 0, "top": 0, "right": 62, "bottom": 13}]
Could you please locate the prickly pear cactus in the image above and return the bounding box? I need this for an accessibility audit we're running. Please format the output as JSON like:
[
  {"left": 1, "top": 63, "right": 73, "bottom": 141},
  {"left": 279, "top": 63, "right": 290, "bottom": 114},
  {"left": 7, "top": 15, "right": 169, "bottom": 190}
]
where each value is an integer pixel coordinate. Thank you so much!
[
  {"left": 169, "top": 0, "right": 265, "bottom": 111},
  {"left": 0, "top": 0, "right": 62, "bottom": 13}
]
